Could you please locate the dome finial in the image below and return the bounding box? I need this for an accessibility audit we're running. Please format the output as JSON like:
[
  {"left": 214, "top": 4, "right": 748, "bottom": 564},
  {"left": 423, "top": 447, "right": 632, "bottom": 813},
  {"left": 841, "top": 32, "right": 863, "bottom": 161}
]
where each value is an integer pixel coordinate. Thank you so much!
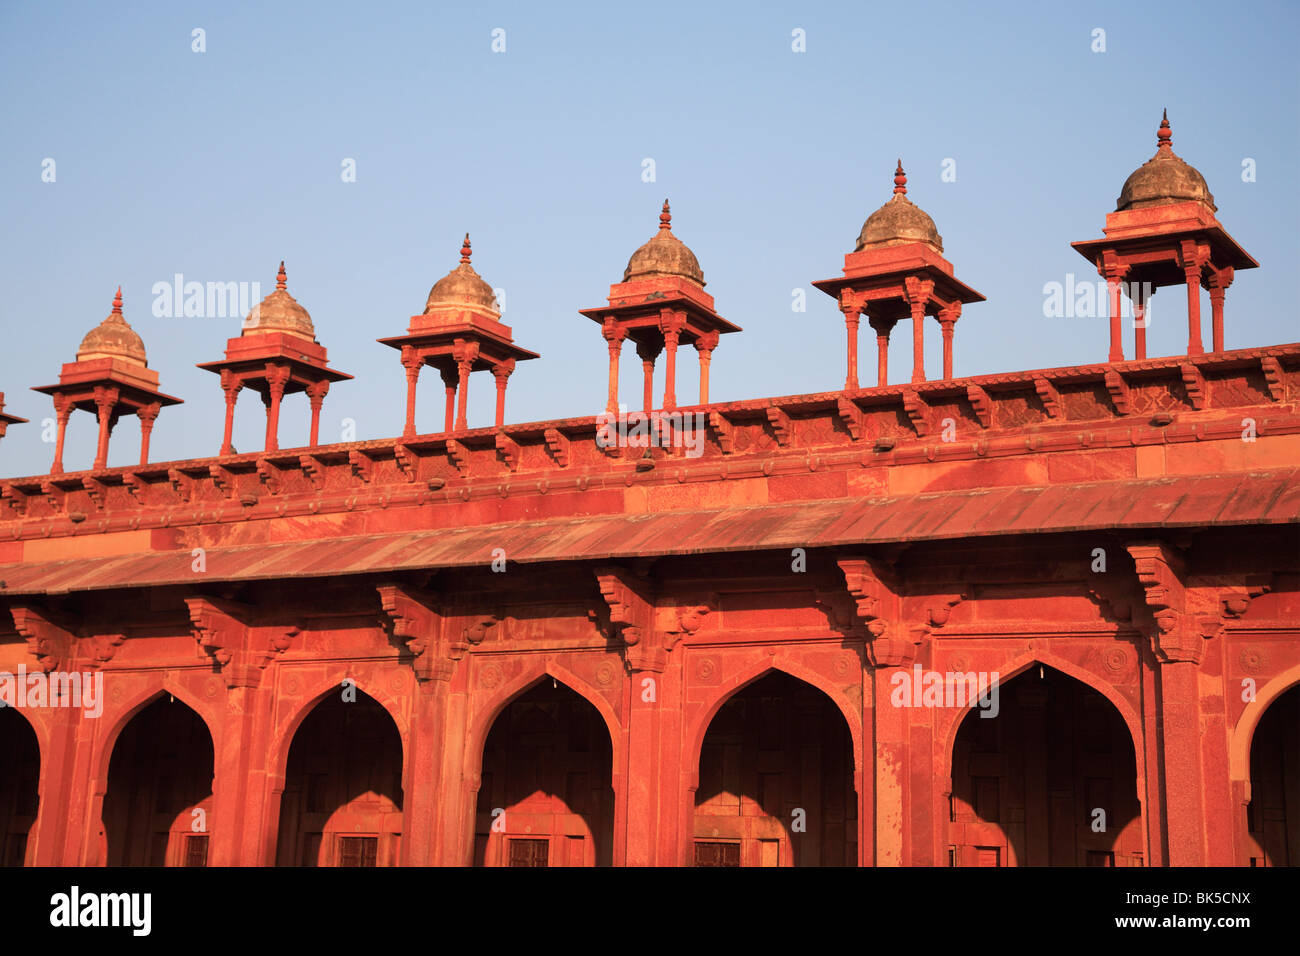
[
  {"left": 1157, "top": 109, "right": 1172, "bottom": 152},
  {"left": 460, "top": 233, "right": 472, "bottom": 264},
  {"left": 276, "top": 261, "right": 287, "bottom": 292},
  {"left": 111, "top": 286, "right": 123, "bottom": 316},
  {"left": 659, "top": 200, "right": 672, "bottom": 231},
  {"left": 893, "top": 160, "right": 907, "bottom": 196}
]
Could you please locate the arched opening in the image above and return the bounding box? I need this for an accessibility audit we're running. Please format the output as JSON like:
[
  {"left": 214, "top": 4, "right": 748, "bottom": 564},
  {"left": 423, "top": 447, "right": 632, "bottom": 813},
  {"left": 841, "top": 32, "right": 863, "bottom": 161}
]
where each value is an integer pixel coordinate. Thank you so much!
[
  {"left": 1246, "top": 684, "right": 1300, "bottom": 866},
  {"left": 0, "top": 709, "right": 40, "bottom": 866},
  {"left": 103, "top": 696, "right": 214, "bottom": 866},
  {"left": 474, "top": 678, "right": 614, "bottom": 866},
  {"left": 275, "top": 689, "right": 404, "bottom": 866},
  {"left": 694, "top": 671, "right": 856, "bottom": 867},
  {"left": 947, "top": 663, "right": 1140, "bottom": 866}
]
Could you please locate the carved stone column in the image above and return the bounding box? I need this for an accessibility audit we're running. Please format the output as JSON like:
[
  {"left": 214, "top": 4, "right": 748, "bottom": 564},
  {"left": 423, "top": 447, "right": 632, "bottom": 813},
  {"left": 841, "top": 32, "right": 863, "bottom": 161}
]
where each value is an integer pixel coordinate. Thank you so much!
[
  {"left": 219, "top": 371, "right": 241, "bottom": 456},
  {"left": 401, "top": 346, "right": 421, "bottom": 438},
  {"left": 136, "top": 402, "right": 160, "bottom": 466},
  {"left": 602, "top": 319, "right": 627, "bottom": 414},
  {"left": 694, "top": 330, "right": 719, "bottom": 406},
  {"left": 1126, "top": 541, "right": 1206, "bottom": 865},
  {"left": 263, "top": 364, "right": 290, "bottom": 452},
  {"left": 92, "top": 385, "right": 119, "bottom": 469},
  {"left": 305, "top": 380, "right": 329, "bottom": 446}
]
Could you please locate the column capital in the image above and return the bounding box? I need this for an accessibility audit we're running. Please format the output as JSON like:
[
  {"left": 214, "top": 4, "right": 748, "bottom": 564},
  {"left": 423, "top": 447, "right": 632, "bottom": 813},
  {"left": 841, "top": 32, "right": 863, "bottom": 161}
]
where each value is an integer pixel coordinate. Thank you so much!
[
  {"left": 902, "top": 275, "right": 935, "bottom": 307},
  {"left": 492, "top": 357, "right": 517, "bottom": 383},
  {"left": 1125, "top": 541, "right": 1203, "bottom": 664},
  {"left": 400, "top": 344, "right": 424, "bottom": 371},
  {"left": 694, "top": 329, "right": 720, "bottom": 353},
  {"left": 837, "top": 557, "right": 915, "bottom": 667},
  {"left": 657, "top": 308, "right": 687, "bottom": 337},
  {"left": 452, "top": 338, "right": 481, "bottom": 366},
  {"left": 1099, "top": 248, "right": 1131, "bottom": 281},
  {"left": 601, "top": 317, "right": 629, "bottom": 344},
  {"left": 92, "top": 384, "right": 120, "bottom": 411}
]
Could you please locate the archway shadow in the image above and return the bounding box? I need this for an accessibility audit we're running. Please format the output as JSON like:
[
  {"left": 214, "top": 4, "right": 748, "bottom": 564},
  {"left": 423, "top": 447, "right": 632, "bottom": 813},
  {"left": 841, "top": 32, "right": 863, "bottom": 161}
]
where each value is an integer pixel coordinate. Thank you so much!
[
  {"left": 948, "top": 664, "right": 1140, "bottom": 866},
  {"left": 695, "top": 671, "right": 856, "bottom": 867},
  {"left": 276, "top": 689, "right": 404, "bottom": 866},
  {"left": 0, "top": 709, "right": 40, "bottom": 866},
  {"left": 474, "top": 679, "right": 614, "bottom": 867},
  {"left": 103, "top": 696, "right": 214, "bottom": 866},
  {"left": 1247, "top": 684, "right": 1300, "bottom": 866}
]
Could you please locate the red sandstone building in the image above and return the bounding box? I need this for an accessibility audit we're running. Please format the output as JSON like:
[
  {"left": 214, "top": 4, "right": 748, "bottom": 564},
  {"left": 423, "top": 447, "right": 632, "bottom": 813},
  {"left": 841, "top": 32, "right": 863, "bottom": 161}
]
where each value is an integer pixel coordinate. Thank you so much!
[{"left": 0, "top": 116, "right": 1295, "bottom": 867}]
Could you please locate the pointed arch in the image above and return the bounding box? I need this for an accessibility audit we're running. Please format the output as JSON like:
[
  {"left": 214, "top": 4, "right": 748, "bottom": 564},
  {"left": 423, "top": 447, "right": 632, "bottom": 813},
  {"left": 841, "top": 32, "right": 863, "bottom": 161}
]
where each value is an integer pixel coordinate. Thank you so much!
[
  {"left": 272, "top": 677, "right": 406, "bottom": 866},
  {"left": 100, "top": 691, "right": 216, "bottom": 866},
  {"left": 268, "top": 673, "right": 410, "bottom": 784},
  {"left": 933, "top": 650, "right": 1144, "bottom": 787},
  {"left": 1229, "top": 662, "right": 1300, "bottom": 786},
  {"left": 686, "top": 657, "right": 863, "bottom": 790},
  {"left": 939, "top": 655, "right": 1144, "bottom": 867},
  {"left": 0, "top": 705, "right": 42, "bottom": 866},
  {"left": 93, "top": 679, "right": 220, "bottom": 786},
  {"left": 469, "top": 660, "right": 620, "bottom": 866},
  {"left": 466, "top": 659, "right": 622, "bottom": 778}
]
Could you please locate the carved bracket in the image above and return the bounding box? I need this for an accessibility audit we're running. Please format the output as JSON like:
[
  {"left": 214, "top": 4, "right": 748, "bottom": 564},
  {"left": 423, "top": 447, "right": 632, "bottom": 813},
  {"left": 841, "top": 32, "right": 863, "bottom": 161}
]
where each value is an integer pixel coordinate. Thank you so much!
[
  {"left": 1034, "top": 378, "right": 1062, "bottom": 419},
  {"left": 299, "top": 454, "right": 326, "bottom": 491},
  {"left": 1180, "top": 364, "right": 1206, "bottom": 410},
  {"left": 837, "top": 397, "right": 865, "bottom": 441},
  {"left": 10, "top": 605, "right": 75, "bottom": 673},
  {"left": 1126, "top": 541, "right": 1199, "bottom": 663},
  {"left": 838, "top": 557, "right": 914, "bottom": 667},
  {"left": 82, "top": 476, "right": 108, "bottom": 510},
  {"left": 446, "top": 439, "right": 470, "bottom": 476},
  {"left": 902, "top": 389, "right": 927, "bottom": 437},
  {"left": 168, "top": 468, "right": 197, "bottom": 503},
  {"left": 495, "top": 433, "right": 520, "bottom": 472},
  {"left": 1104, "top": 370, "right": 1131, "bottom": 416},
  {"left": 377, "top": 583, "right": 459, "bottom": 682},
  {"left": 1260, "top": 356, "right": 1284, "bottom": 402},
  {"left": 255, "top": 457, "right": 282, "bottom": 495},
  {"left": 766, "top": 406, "right": 792, "bottom": 447},
  {"left": 594, "top": 565, "right": 664, "bottom": 672},
  {"left": 966, "top": 385, "right": 993, "bottom": 429},
  {"left": 393, "top": 443, "right": 418, "bottom": 482},
  {"left": 348, "top": 450, "right": 375, "bottom": 484},
  {"left": 209, "top": 463, "right": 237, "bottom": 499},
  {"left": 708, "top": 411, "right": 735, "bottom": 454},
  {"left": 543, "top": 428, "right": 570, "bottom": 467},
  {"left": 184, "top": 595, "right": 290, "bottom": 688}
]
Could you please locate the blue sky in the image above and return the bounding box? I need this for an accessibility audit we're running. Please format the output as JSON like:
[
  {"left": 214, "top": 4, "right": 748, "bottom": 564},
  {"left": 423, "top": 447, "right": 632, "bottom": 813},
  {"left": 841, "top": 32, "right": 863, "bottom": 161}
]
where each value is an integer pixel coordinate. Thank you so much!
[{"left": 1, "top": 0, "right": 1296, "bottom": 476}]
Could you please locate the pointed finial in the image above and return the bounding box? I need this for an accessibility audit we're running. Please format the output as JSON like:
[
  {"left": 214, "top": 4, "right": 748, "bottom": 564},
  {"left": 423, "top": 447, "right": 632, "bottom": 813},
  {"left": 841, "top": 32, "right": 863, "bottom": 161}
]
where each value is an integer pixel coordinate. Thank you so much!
[
  {"left": 460, "top": 233, "right": 472, "bottom": 264},
  {"left": 111, "top": 286, "right": 123, "bottom": 315},
  {"left": 1157, "top": 109, "right": 1172, "bottom": 151},
  {"left": 276, "top": 261, "right": 287, "bottom": 291},
  {"left": 893, "top": 159, "right": 907, "bottom": 195},
  {"left": 659, "top": 199, "right": 672, "bottom": 231}
]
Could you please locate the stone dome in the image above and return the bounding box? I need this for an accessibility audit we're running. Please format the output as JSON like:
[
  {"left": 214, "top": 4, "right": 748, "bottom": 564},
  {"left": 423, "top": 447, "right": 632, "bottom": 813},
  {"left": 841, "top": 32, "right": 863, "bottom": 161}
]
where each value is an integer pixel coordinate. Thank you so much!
[
  {"left": 426, "top": 235, "right": 499, "bottom": 313},
  {"left": 244, "top": 262, "right": 316, "bottom": 338},
  {"left": 1117, "top": 111, "right": 1216, "bottom": 212},
  {"left": 856, "top": 161, "right": 943, "bottom": 253},
  {"left": 623, "top": 201, "right": 705, "bottom": 286},
  {"left": 77, "top": 287, "right": 148, "bottom": 365}
]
